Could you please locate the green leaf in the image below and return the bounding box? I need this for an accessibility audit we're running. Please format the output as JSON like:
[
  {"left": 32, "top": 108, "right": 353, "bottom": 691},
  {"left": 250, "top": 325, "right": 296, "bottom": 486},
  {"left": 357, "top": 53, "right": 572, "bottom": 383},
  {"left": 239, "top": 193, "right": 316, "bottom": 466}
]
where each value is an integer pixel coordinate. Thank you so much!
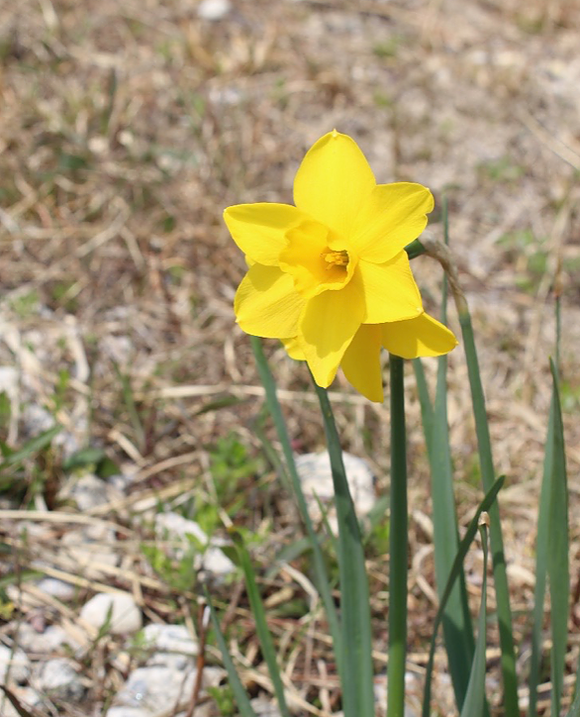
[
  {"left": 233, "top": 532, "right": 291, "bottom": 717},
  {"left": 0, "top": 570, "right": 44, "bottom": 591},
  {"left": 414, "top": 198, "right": 476, "bottom": 711},
  {"left": 565, "top": 655, "right": 580, "bottom": 717},
  {"left": 112, "top": 361, "right": 145, "bottom": 453},
  {"left": 195, "top": 396, "right": 249, "bottom": 415},
  {"left": 0, "top": 424, "right": 62, "bottom": 468},
  {"left": 459, "top": 522, "right": 490, "bottom": 717},
  {"left": 414, "top": 354, "right": 475, "bottom": 711},
  {"left": 422, "top": 476, "right": 505, "bottom": 717},
  {"left": 459, "top": 308, "right": 518, "bottom": 716},
  {"left": 250, "top": 338, "right": 342, "bottom": 673},
  {"left": 203, "top": 588, "right": 258, "bottom": 717},
  {"left": 313, "top": 381, "right": 375, "bottom": 717},
  {"left": 547, "top": 359, "right": 569, "bottom": 716},
  {"left": 528, "top": 382, "right": 555, "bottom": 717},
  {"left": 62, "top": 447, "right": 107, "bottom": 472}
]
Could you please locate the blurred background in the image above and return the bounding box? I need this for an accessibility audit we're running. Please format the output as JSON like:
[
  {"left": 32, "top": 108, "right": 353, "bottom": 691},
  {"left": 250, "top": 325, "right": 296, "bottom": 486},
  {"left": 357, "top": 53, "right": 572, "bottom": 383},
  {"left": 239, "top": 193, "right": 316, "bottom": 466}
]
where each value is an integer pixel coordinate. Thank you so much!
[{"left": 1, "top": 0, "right": 580, "bottom": 713}]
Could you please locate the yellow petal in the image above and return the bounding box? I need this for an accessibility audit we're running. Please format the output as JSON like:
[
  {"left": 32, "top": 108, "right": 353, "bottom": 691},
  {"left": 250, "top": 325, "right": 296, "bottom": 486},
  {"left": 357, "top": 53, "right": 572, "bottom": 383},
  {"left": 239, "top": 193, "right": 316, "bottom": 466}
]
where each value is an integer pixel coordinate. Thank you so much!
[
  {"left": 224, "top": 203, "right": 308, "bottom": 266},
  {"left": 381, "top": 313, "right": 459, "bottom": 359},
  {"left": 235, "top": 264, "right": 305, "bottom": 338},
  {"left": 281, "top": 336, "right": 306, "bottom": 361},
  {"left": 299, "top": 279, "right": 365, "bottom": 387},
  {"left": 341, "top": 324, "right": 384, "bottom": 402},
  {"left": 350, "top": 183, "right": 434, "bottom": 264},
  {"left": 293, "top": 131, "right": 375, "bottom": 240},
  {"left": 357, "top": 253, "right": 423, "bottom": 323}
]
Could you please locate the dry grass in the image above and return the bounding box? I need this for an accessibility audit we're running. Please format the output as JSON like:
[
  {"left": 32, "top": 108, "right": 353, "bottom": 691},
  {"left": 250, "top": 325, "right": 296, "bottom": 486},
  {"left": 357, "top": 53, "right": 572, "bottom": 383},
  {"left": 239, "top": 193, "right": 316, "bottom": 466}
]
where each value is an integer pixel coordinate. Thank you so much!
[{"left": 1, "top": 0, "right": 580, "bottom": 714}]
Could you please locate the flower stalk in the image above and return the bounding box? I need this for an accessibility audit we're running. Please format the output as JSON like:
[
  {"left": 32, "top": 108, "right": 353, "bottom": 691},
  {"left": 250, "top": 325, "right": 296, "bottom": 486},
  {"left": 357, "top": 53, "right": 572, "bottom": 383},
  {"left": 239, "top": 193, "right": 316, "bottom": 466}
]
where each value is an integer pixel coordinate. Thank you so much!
[{"left": 387, "top": 355, "right": 408, "bottom": 717}]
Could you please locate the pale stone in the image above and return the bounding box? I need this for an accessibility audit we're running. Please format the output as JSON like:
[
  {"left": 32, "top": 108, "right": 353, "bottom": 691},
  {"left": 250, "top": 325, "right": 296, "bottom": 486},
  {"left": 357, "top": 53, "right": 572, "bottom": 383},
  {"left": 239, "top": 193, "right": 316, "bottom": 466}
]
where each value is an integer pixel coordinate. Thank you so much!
[
  {"left": 36, "top": 577, "right": 77, "bottom": 601},
  {"left": 0, "top": 645, "right": 30, "bottom": 684},
  {"left": 295, "top": 451, "right": 376, "bottom": 532},
  {"left": 106, "top": 708, "right": 151, "bottom": 717},
  {"left": 0, "top": 687, "right": 44, "bottom": 717},
  {"left": 16, "top": 623, "right": 77, "bottom": 653},
  {"left": 140, "top": 623, "right": 198, "bottom": 657},
  {"left": 35, "top": 657, "right": 85, "bottom": 701},
  {"left": 155, "top": 512, "right": 235, "bottom": 581},
  {"left": 80, "top": 593, "right": 142, "bottom": 635},
  {"left": 61, "top": 524, "right": 119, "bottom": 568},
  {"left": 70, "top": 474, "right": 109, "bottom": 510},
  {"left": 197, "top": 0, "right": 231, "bottom": 20},
  {"left": 114, "top": 666, "right": 196, "bottom": 712}
]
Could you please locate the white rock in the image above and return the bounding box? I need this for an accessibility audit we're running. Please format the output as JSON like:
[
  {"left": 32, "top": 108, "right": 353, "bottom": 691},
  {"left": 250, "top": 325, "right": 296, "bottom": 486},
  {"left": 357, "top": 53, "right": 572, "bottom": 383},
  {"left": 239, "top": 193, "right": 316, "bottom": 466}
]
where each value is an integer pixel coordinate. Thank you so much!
[
  {"left": 140, "top": 623, "right": 198, "bottom": 657},
  {"left": 21, "top": 403, "right": 55, "bottom": 435},
  {"left": 197, "top": 0, "right": 231, "bottom": 20},
  {"left": 295, "top": 451, "right": 376, "bottom": 531},
  {"left": 16, "top": 623, "right": 77, "bottom": 653},
  {"left": 202, "top": 545, "right": 236, "bottom": 579},
  {"left": 0, "top": 687, "right": 44, "bottom": 717},
  {"left": 35, "top": 657, "right": 85, "bottom": 701},
  {"left": 106, "top": 708, "right": 151, "bottom": 717},
  {"left": 155, "top": 512, "right": 235, "bottom": 581},
  {"left": 251, "top": 697, "right": 283, "bottom": 717},
  {"left": 155, "top": 512, "right": 206, "bottom": 544},
  {"left": 36, "top": 577, "right": 77, "bottom": 601},
  {"left": 113, "top": 666, "right": 196, "bottom": 712},
  {"left": 145, "top": 652, "right": 191, "bottom": 670},
  {"left": 0, "top": 366, "right": 18, "bottom": 394},
  {"left": 70, "top": 474, "right": 109, "bottom": 510},
  {"left": 80, "top": 593, "right": 142, "bottom": 635},
  {"left": 112, "top": 665, "right": 224, "bottom": 715},
  {"left": 0, "top": 645, "right": 30, "bottom": 684},
  {"left": 61, "top": 524, "right": 119, "bottom": 568}
]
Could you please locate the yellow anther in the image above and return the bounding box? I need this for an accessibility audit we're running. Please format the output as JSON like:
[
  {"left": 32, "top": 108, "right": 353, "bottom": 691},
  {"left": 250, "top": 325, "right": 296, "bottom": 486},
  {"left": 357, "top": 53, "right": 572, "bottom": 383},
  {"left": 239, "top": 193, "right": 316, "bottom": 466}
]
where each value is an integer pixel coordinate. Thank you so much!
[{"left": 323, "top": 250, "right": 349, "bottom": 269}]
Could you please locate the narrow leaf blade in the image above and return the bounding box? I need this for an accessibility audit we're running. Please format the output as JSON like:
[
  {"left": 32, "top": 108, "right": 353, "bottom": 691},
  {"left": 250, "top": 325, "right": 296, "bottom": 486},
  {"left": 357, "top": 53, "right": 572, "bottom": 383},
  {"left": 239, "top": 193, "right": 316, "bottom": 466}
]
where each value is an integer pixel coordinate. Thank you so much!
[
  {"left": 250, "top": 338, "right": 342, "bottom": 670},
  {"left": 203, "top": 588, "right": 258, "bottom": 717},
  {"left": 313, "top": 381, "right": 375, "bottom": 717},
  {"left": 422, "top": 476, "right": 505, "bottom": 717},
  {"left": 234, "top": 533, "right": 291, "bottom": 717},
  {"left": 459, "top": 308, "right": 518, "bottom": 716},
  {"left": 459, "top": 523, "right": 489, "bottom": 717},
  {"left": 547, "top": 359, "right": 569, "bottom": 716}
]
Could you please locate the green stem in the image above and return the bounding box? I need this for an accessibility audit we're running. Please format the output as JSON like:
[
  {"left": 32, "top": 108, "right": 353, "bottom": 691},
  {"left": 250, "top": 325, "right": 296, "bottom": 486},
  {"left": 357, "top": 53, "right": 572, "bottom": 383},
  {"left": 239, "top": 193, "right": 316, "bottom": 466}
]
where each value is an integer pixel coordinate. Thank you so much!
[
  {"left": 387, "top": 356, "right": 408, "bottom": 717},
  {"left": 250, "top": 338, "right": 343, "bottom": 674}
]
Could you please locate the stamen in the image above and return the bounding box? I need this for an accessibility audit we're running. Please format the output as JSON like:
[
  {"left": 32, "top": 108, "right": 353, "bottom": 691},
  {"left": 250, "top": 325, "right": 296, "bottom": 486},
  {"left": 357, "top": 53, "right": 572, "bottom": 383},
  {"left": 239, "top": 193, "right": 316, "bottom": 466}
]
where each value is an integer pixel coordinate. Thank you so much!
[{"left": 323, "top": 249, "right": 349, "bottom": 270}]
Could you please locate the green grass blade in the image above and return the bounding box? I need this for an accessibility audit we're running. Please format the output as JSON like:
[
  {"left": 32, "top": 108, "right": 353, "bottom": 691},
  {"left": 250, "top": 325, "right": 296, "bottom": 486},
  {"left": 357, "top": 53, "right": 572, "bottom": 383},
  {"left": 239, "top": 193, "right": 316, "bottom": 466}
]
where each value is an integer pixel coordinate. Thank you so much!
[
  {"left": 528, "top": 390, "right": 554, "bottom": 717},
  {"left": 111, "top": 360, "right": 146, "bottom": 453},
  {"left": 565, "top": 654, "right": 580, "bottom": 717},
  {"left": 412, "top": 360, "right": 434, "bottom": 455},
  {"left": 430, "top": 353, "right": 475, "bottom": 709},
  {"left": 250, "top": 337, "right": 342, "bottom": 670},
  {"left": 414, "top": 201, "right": 475, "bottom": 709},
  {"left": 459, "top": 522, "right": 490, "bottom": 717},
  {"left": 387, "top": 356, "right": 409, "bottom": 717},
  {"left": 233, "top": 533, "right": 291, "bottom": 717},
  {"left": 458, "top": 308, "right": 518, "bottom": 716},
  {"left": 0, "top": 424, "right": 62, "bottom": 467},
  {"left": 203, "top": 587, "right": 258, "bottom": 717},
  {"left": 422, "top": 475, "right": 505, "bottom": 717},
  {"left": 313, "top": 381, "right": 375, "bottom": 717},
  {"left": 547, "top": 358, "right": 569, "bottom": 716}
]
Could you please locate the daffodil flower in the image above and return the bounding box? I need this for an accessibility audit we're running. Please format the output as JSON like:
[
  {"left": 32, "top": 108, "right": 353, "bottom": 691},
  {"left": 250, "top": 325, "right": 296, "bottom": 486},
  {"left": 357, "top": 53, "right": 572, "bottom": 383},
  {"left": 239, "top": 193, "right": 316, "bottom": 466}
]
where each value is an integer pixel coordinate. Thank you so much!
[{"left": 224, "top": 130, "right": 457, "bottom": 402}]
